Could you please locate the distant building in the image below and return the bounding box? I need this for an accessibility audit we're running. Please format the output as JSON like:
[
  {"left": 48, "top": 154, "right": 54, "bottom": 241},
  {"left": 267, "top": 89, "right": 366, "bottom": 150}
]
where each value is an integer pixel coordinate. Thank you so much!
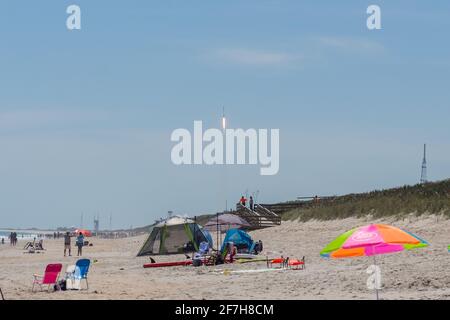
[{"left": 94, "top": 217, "right": 99, "bottom": 236}]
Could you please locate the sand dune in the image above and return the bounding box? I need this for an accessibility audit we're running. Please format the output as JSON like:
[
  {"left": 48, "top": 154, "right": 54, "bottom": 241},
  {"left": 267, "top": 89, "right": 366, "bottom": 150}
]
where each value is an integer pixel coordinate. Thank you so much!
[{"left": 1, "top": 215, "right": 449, "bottom": 300}]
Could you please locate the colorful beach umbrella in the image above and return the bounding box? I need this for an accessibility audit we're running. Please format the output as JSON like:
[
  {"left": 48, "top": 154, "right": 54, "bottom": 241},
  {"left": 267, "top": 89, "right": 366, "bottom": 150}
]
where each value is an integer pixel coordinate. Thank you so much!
[
  {"left": 204, "top": 214, "right": 251, "bottom": 233},
  {"left": 74, "top": 229, "right": 92, "bottom": 237},
  {"left": 320, "top": 224, "right": 428, "bottom": 299},
  {"left": 320, "top": 224, "right": 428, "bottom": 259}
]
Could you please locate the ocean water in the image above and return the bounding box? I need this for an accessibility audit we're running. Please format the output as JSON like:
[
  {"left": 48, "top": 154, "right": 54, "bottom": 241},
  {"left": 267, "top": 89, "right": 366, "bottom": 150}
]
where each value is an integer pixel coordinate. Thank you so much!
[{"left": 0, "top": 230, "right": 40, "bottom": 241}]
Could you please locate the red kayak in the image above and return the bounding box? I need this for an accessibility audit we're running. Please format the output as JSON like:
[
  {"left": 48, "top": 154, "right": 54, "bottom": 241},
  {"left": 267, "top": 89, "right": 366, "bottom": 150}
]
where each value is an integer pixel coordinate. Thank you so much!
[{"left": 143, "top": 260, "right": 193, "bottom": 268}]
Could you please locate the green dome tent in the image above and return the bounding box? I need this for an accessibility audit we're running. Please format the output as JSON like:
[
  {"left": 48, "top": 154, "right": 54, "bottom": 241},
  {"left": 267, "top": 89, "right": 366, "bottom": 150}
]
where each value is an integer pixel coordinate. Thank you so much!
[{"left": 137, "top": 216, "right": 211, "bottom": 256}]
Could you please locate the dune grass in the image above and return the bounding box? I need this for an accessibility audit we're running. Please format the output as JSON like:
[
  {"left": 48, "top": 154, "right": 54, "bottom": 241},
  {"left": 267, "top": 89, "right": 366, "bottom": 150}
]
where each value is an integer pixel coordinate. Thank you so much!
[{"left": 282, "top": 179, "right": 450, "bottom": 222}]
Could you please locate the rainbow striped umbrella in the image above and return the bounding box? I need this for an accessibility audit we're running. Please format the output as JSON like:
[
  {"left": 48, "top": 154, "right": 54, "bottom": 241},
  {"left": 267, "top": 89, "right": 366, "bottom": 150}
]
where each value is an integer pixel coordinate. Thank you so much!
[
  {"left": 320, "top": 224, "right": 428, "bottom": 299},
  {"left": 320, "top": 224, "right": 428, "bottom": 259}
]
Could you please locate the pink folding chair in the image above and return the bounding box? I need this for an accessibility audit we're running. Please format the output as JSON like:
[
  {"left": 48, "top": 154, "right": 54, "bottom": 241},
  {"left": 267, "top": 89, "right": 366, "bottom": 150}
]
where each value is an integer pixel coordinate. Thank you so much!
[{"left": 32, "top": 263, "right": 63, "bottom": 292}]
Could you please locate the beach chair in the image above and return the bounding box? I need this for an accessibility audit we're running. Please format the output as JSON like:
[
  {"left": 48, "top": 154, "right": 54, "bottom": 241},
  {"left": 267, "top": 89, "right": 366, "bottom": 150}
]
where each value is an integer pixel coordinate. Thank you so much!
[
  {"left": 32, "top": 263, "right": 62, "bottom": 292},
  {"left": 24, "top": 239, "right": 45, "bottom": 253},
  {"left": 192, "top": 242, "right": 211, "bottom": 267},
  {"left": 23, "top": 241, "right": 34, "bottom": 250},
  {"left": 73, "top": 259, "right": 90, "bottom": 290},
  {"left": 204, "top": 245, "right": 230, "bottom": 266},
  {"left": 288, "top": 256, "right": 306, "bottom": 270},
  {"left": 269, "top": 257, "right": 289, "bottom": 269},
  {"left": 198, "top": 241, "right": 210, "bottom": 255},
  {"left": 35, "top": 240, "right": 45, "bottom": 251}
]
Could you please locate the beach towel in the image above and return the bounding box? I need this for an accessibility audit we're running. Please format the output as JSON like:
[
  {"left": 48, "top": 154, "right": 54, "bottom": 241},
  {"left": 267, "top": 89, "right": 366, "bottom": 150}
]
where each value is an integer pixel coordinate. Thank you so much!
[
  {"left": 66, "top": 270, "right": 81, "bottom": 290},
  {"left": 65, "top": 265, "right": 81, "bottom": 290}
]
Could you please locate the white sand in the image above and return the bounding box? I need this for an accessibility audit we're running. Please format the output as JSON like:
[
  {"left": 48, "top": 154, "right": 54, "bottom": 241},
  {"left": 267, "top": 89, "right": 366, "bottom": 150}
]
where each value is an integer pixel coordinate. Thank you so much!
[{"left": 1, "top": 215, "right": 449, "bottom": 300}]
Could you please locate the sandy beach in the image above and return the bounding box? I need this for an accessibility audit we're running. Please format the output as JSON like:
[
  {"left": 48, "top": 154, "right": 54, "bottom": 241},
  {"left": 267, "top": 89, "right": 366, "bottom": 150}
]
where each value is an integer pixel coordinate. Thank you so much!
[{"left": 1, "top": 215, "right": 449, "bottom": 300}]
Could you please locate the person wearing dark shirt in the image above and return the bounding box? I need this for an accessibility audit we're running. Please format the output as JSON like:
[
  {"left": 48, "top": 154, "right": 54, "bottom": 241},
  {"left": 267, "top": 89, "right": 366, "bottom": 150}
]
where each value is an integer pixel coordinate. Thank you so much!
[{"left": 64, "top": 232, "right": 71, "bottom": 257}]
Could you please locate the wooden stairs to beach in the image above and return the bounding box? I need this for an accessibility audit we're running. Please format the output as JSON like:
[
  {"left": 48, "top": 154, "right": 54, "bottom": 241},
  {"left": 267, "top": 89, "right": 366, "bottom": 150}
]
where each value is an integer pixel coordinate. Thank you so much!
[{"left": 234, "top": 203, "right": 281, "bottom": 230}]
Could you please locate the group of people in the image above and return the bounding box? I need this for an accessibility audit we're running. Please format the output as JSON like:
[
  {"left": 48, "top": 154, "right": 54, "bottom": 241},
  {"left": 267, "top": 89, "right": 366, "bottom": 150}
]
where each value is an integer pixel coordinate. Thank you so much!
[
  {"left": 239, "top": 195, "right": 255, "bottom": 211},
  {"left": 8, "top": 232, "right": 18, "bottom": 246},
  {"left": 63, "top": 232, "right": 86, "bottom": 257}
]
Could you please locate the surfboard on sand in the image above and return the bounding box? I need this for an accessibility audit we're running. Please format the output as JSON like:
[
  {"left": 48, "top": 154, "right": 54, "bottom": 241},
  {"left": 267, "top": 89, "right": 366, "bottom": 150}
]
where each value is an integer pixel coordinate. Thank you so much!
[
  {"left": 236, "top": 257, "right": 269, "bottom": 264},
  {"left": 234, "top": 253, "right": 261, "bottom": 260},
  {"left": 143, "top": 260, "right": 193, "bottom": 268}
]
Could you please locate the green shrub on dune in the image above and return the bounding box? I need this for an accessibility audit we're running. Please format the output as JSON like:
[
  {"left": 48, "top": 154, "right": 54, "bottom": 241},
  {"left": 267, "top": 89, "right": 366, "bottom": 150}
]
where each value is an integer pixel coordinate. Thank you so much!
[{"left": 282, "top": 179, "right": 450, "bottom": 222}]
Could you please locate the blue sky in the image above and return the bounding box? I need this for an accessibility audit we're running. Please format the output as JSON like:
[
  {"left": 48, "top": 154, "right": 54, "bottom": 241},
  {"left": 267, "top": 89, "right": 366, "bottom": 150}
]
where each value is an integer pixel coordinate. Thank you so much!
[{"left": 1, "top": 1, "right": 449, "bottom": 229}]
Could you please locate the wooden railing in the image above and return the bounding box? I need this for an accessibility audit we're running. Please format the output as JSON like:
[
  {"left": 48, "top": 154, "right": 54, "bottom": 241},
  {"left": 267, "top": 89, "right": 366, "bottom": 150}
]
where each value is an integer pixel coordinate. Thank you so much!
[
  {"left": 254, "top": 204, "right": 279, "bottom": 217},
  {"left": 234, "top": 203, "right": 281, "bottom": 229},
  {"left": 259, "top": 196, "right": 338, "bottom": 215}
]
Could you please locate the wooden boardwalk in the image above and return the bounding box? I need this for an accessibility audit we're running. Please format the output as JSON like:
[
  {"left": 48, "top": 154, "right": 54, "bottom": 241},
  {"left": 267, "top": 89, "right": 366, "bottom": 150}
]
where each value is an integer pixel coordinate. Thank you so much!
[{"left": 233, "top": 203, "right": 281, "bottom": 230}]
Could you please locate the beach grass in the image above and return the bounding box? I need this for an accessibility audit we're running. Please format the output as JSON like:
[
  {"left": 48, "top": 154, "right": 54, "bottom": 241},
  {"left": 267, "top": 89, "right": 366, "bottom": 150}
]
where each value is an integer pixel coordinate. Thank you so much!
[{"left": 282, "top": 179, "right": 450, "bottom": 222}]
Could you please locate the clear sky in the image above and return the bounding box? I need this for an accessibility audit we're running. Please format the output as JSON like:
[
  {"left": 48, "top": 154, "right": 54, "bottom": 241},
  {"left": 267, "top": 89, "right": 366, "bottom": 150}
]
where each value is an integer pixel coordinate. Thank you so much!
[{"left": 1, "top": 1, "right": 449, "bottom": 229}]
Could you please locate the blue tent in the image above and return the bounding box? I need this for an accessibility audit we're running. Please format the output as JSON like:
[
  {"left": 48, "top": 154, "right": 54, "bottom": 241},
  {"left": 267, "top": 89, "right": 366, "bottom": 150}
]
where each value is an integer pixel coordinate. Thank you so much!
[{"left": 220, "top": 229, "right": 255, "bottom": 253}]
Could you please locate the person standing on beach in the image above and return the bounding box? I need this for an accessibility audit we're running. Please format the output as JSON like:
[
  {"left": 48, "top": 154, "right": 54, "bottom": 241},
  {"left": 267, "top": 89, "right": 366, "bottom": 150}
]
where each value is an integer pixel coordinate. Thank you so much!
[
  {"left": 249, "top": 196, "right": 254, "bottom": 211},
  {"left": 64, "top": 232, "right": 72, "bottom": 257},
  {"left": 240, "top": 196, "right": 247, "bottom": 207},
  {"left": 76, "top": 232, "right": 85, "bottom": 256},
  {"left": 10, "top": 232, "right": 17, "bottom": 246}
]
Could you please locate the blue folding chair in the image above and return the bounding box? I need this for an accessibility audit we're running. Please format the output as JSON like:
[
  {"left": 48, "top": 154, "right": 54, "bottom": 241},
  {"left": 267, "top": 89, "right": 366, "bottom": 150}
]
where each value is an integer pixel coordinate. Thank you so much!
[
  {"left": 74, "top": 259, "right": 91, "bottom": 290},
  {"left": 198, "top": 241, "right": 210, "bottom": 255}
]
